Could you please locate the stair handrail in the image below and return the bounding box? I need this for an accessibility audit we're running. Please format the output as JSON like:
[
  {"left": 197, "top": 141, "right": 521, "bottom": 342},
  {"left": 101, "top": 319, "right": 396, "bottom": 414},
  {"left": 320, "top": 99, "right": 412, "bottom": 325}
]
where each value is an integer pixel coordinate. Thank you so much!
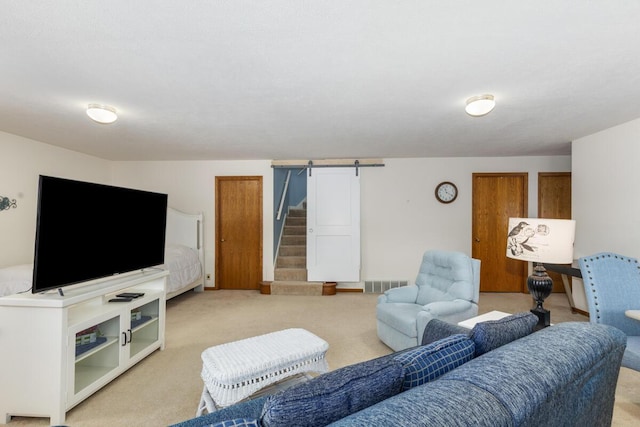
[{"left": 276, "top": 169, "right": 292, "bottom": 221}]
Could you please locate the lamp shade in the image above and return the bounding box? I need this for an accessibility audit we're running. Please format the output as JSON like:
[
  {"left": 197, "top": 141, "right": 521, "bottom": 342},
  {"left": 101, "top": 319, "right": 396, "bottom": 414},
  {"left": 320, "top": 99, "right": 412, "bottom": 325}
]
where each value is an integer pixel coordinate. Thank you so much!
[{"left": 506, "top": 218, "right": 575, "bottom": 264}]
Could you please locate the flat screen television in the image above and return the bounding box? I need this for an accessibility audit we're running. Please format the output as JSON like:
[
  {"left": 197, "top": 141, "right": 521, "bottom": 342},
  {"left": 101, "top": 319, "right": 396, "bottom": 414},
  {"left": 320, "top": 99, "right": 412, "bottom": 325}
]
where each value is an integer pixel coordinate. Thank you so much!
[{"left": 32, "top": 175, "right": 168, "bottom": 294}]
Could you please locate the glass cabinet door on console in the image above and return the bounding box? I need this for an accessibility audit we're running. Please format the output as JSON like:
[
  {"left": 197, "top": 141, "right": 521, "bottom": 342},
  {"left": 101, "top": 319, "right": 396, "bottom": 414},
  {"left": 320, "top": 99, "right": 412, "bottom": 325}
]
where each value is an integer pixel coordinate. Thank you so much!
[
  {"left": 68, "top": 314, "right": 121, "bottom": 405},
  {"left": 0, "top": 270, "right": 167, "bottom": 426},
  {"left": 66, "top": 294, "right": 164, "bottom": 407},
  {"left": 127, "top": 298, "right": 161, "bottom": 361}
]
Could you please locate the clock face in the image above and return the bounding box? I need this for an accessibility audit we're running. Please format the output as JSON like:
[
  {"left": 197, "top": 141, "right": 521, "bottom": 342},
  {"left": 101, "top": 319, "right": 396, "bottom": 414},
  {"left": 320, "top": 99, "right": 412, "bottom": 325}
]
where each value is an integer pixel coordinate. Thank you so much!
[{"left": 435, "top": 182, "right": 458, "bottom": 203}]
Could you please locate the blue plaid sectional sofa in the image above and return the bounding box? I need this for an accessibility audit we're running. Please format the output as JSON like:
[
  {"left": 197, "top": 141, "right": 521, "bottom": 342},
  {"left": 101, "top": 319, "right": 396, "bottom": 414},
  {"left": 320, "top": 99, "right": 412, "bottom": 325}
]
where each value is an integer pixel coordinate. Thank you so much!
[{"left": 172, "top": 313, "right": 626, "bottom": 427}]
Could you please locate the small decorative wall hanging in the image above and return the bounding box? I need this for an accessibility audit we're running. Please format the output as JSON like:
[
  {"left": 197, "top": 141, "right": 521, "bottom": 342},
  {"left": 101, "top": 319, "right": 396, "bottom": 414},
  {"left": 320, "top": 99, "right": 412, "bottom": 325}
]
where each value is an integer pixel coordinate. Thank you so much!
[{"left": 0, "top": 196, "right": 17, "bottom": 211}]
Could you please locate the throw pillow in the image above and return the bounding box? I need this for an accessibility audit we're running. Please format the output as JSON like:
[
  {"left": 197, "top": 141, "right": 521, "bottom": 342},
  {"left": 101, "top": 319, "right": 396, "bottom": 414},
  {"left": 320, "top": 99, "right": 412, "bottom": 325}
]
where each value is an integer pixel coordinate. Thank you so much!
[
  {"left": 393, "top": 334, "right": 475, "bottom": 390},
  {"left": 260, "top": 357, "right": 404, "bottom": 427},
  {"left": 206, "top": 419, "right": 260, "bottom": 427},
  {"left": 470, "top": 311, "right": 538, "bottom": 356}
]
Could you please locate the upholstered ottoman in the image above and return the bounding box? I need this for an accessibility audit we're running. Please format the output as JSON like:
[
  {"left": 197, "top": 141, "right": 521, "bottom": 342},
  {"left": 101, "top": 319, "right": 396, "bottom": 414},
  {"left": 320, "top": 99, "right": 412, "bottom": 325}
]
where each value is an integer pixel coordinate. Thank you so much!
[{"left": 197, "top": 328, "right": 329, "bottom": 415}]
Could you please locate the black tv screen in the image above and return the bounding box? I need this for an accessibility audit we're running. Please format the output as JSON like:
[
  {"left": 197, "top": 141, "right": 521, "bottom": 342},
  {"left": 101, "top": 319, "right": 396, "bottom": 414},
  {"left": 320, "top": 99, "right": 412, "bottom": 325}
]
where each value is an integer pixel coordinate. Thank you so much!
[{"left": 32, "top": 175, "right": 168, "bottom": 293}]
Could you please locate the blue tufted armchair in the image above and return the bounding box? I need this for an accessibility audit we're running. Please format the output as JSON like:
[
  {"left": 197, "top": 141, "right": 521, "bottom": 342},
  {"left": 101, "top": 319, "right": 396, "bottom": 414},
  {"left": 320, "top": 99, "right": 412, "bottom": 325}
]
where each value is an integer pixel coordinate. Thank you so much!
[
  {"left": 579, "top": 252, "right": 640, "bottom": 371},
  {"left": 376, "top": 250, "right": 481, "bottom": 351}
]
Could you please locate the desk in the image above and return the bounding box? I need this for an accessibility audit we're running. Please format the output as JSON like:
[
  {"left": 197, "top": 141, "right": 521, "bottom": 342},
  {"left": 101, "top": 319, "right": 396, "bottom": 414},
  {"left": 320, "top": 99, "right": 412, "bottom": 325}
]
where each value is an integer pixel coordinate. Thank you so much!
[
  {"left": 543, "top": 262, "right": 582, "bottom": 314},
  {"left": 625, "top": 310, "right": 640, "bottom": 321}
]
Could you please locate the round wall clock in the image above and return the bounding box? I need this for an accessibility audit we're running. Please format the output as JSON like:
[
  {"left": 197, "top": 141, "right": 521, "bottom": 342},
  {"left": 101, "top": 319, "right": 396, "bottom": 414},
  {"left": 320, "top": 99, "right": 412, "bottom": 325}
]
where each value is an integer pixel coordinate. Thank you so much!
[{"left": 435, "top": 181, "right": 458, "bottom": 204}]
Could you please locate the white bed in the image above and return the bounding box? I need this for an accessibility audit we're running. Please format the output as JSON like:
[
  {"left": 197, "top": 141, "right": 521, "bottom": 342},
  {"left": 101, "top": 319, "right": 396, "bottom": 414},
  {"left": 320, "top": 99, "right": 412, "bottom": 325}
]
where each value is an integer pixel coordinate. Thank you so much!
[
  {"left": 163, "top": 207, "right": 205, "bottom": 299},
  {"left": 0, "top": 264, "right": 32, "bottom": 297},
  {"left": 0, "top": 207, "right": 205, "bottom": 299}
]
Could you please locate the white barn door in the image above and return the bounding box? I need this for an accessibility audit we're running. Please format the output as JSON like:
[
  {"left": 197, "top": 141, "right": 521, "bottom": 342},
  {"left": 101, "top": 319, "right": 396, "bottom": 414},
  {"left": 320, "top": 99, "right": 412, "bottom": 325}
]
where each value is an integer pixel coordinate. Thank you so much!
[{"left": 306, "top": 167, "right": 360, "bottom": 282}]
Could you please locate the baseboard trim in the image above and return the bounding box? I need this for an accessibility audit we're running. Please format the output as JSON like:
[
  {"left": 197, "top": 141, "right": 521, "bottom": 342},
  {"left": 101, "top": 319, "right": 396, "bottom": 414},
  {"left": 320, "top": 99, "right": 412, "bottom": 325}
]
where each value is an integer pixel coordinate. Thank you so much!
[
  {"left": 571, "top": 307, "right": 589, "bottom": 317},
  {"left": 214, "top": 283, "right": 362, "bottom": 294}
]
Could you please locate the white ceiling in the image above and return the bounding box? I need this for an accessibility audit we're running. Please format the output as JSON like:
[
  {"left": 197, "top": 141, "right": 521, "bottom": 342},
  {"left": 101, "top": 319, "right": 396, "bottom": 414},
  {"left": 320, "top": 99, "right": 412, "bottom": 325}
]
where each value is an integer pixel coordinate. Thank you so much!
[{"left": 2, "top": 1, "right": 640, "bottom": 161}]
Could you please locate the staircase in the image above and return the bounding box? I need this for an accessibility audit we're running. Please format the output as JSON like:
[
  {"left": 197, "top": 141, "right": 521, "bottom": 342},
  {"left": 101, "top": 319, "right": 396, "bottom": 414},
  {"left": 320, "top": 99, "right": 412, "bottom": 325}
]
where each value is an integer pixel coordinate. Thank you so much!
[
  {"left": 275, "top": 207, "right": 308, "bottom": 281},
  {"left": 262, "top": 206, "right": 336, "bottom": 295}
]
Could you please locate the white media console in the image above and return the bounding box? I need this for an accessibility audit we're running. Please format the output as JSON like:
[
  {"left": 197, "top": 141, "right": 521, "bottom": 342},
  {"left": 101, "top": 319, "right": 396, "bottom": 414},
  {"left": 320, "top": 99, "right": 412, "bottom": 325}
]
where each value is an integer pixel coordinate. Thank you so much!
[{"left": 0, "top": 269, "right": 168, "bottom": 425}]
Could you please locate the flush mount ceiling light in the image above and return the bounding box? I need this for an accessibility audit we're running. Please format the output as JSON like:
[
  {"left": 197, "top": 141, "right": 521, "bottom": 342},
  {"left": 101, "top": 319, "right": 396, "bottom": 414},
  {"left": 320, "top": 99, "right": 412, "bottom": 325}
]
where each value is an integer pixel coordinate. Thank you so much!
[
  {"left": 86, "top": 104, "right": 118, "bottom": 124},
  {"left": 465, "top": 94, "right": 495, "bottom": 117}
]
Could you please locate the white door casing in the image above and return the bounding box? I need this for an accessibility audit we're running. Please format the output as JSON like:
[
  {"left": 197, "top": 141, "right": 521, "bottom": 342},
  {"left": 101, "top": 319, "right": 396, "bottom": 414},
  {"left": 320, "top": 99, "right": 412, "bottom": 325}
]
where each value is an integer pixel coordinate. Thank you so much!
[{"left": 306, "top": 167, "right": 361, "bottom": 282}]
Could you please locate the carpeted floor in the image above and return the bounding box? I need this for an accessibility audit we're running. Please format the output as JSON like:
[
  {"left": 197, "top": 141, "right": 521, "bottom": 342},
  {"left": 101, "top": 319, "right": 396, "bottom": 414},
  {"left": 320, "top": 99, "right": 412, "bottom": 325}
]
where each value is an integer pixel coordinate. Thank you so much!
[{"left": 8, "top": 290, "right": 640, "bottom": 426}]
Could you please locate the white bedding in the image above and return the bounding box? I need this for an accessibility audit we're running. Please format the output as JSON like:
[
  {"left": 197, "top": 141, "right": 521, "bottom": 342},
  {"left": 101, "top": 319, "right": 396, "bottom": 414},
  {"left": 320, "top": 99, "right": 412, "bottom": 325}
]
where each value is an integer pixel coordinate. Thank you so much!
[
  {"left": 161, "top": 244, "right": 202, "bottom": 294},
  {"left": 0, "top": 264, "right": 33, "bottom": 297},
  {"left": 0, "top": 244, "right": 202, "bottom": 298},
  {"left": 2, "top": 209, "right": 203, "bottom": 299}
]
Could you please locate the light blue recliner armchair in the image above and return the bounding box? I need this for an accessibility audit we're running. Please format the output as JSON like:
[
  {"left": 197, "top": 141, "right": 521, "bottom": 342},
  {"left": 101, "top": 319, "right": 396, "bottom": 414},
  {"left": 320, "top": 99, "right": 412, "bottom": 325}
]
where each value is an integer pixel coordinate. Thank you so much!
[
  {"left": 579, "top": 252, "right": 640, "bottom": 371},
  {"left": 376, "top": 250, "right": 481, "bottom": 351}
]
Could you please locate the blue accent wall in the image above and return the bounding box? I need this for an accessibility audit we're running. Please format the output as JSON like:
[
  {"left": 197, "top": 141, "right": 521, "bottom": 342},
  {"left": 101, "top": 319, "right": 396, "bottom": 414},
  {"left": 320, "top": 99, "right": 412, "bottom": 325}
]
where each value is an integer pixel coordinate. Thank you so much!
[{"left": 273, "top": 168, "right": 307, "bottom": 259}]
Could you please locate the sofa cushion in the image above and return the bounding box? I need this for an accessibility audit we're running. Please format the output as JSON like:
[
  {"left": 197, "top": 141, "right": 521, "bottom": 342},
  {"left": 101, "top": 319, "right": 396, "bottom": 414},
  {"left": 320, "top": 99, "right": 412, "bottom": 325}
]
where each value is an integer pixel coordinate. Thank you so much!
[
  {"left": 205, "top": 419, "right": 260, "bottom": 427},
  {"left": 169, "top": 397, "right": 268, "bottom": 427},
  {"left": 421, "top": 318, "right": 471, "bottom": 345},
  {"left": 470, "top": 311, "right": 538, "bottom": 356},
  {"left": 393, "top": 334, "right": 475, "bottom": 390},
  {"left": 260, "top": 357, "right": 404, "bottom": 427}
]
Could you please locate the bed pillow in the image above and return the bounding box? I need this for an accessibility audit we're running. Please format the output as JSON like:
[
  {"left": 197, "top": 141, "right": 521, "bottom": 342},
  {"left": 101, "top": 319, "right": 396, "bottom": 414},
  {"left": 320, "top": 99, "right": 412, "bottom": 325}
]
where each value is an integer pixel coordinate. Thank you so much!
[
  {"left": 260, "top": 357, "right": 404, "bottom": 427},
  {"left": 470, "top": 311, "right": 538, "bottom": 356},
  {"left": 393, "top": 334, "right": 475, "bottom": 390}
]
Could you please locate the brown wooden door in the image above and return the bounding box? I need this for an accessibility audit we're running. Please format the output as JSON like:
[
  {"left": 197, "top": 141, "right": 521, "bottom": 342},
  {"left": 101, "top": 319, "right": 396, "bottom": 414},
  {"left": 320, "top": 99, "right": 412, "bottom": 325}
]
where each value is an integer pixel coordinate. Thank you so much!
[
  {"left": 472, "top": 173, "right": 528, "bottom": 292},
  {"left": 215, "top": 176, "right": 263, "bottom": 290},
  {"left": 538, "top": 172, "right": 572, "bottom": 292}
]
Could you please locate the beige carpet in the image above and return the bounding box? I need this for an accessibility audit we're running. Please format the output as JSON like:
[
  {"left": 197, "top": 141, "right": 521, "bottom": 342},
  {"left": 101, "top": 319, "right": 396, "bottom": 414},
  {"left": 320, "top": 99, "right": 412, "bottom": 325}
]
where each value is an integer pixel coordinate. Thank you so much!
[{"left": 8, "top": 291, "right": 640, "bottom": 426}]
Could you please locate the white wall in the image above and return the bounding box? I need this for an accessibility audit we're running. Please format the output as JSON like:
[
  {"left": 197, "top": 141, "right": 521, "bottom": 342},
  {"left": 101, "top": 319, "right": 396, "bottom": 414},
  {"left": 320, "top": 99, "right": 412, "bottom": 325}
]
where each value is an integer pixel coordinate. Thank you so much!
[
  {"left": 0, "top": 130, "right": 572, "bottom": 289},
  {"left": 572, "top": 117, "right": 640, "bottom": 259},
  {"left": 0, "top": 131, "right": 111, "bottom": 267},
  {"left": 111, "top": 161, "right": 273, "bottom": 287},
  {"left": 360, "top": 156, "right": 571, "bottom": 284},
  {"left": 113, "top": 156, "right": 570, "bottom": 288}
]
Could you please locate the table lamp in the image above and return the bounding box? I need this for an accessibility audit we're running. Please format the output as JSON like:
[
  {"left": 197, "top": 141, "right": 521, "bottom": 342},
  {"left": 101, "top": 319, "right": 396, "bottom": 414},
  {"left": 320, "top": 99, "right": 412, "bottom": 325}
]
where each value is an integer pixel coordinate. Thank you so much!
[{"left": 506, "top": 218, "right": 576, "bottom": 328}]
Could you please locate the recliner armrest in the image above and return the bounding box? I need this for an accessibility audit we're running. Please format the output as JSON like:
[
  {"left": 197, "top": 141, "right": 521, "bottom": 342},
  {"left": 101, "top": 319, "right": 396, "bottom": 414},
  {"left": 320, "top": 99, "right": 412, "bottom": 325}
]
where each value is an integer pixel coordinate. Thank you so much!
[
  {"left": 377, "top": 285, "right": 419, "bottom": 304},
  {"left": 420, "top": 299, "right": 472, "bottom": 317},
  {"left": 415, "top": 300, "right": 475, "bottom": 345}
]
